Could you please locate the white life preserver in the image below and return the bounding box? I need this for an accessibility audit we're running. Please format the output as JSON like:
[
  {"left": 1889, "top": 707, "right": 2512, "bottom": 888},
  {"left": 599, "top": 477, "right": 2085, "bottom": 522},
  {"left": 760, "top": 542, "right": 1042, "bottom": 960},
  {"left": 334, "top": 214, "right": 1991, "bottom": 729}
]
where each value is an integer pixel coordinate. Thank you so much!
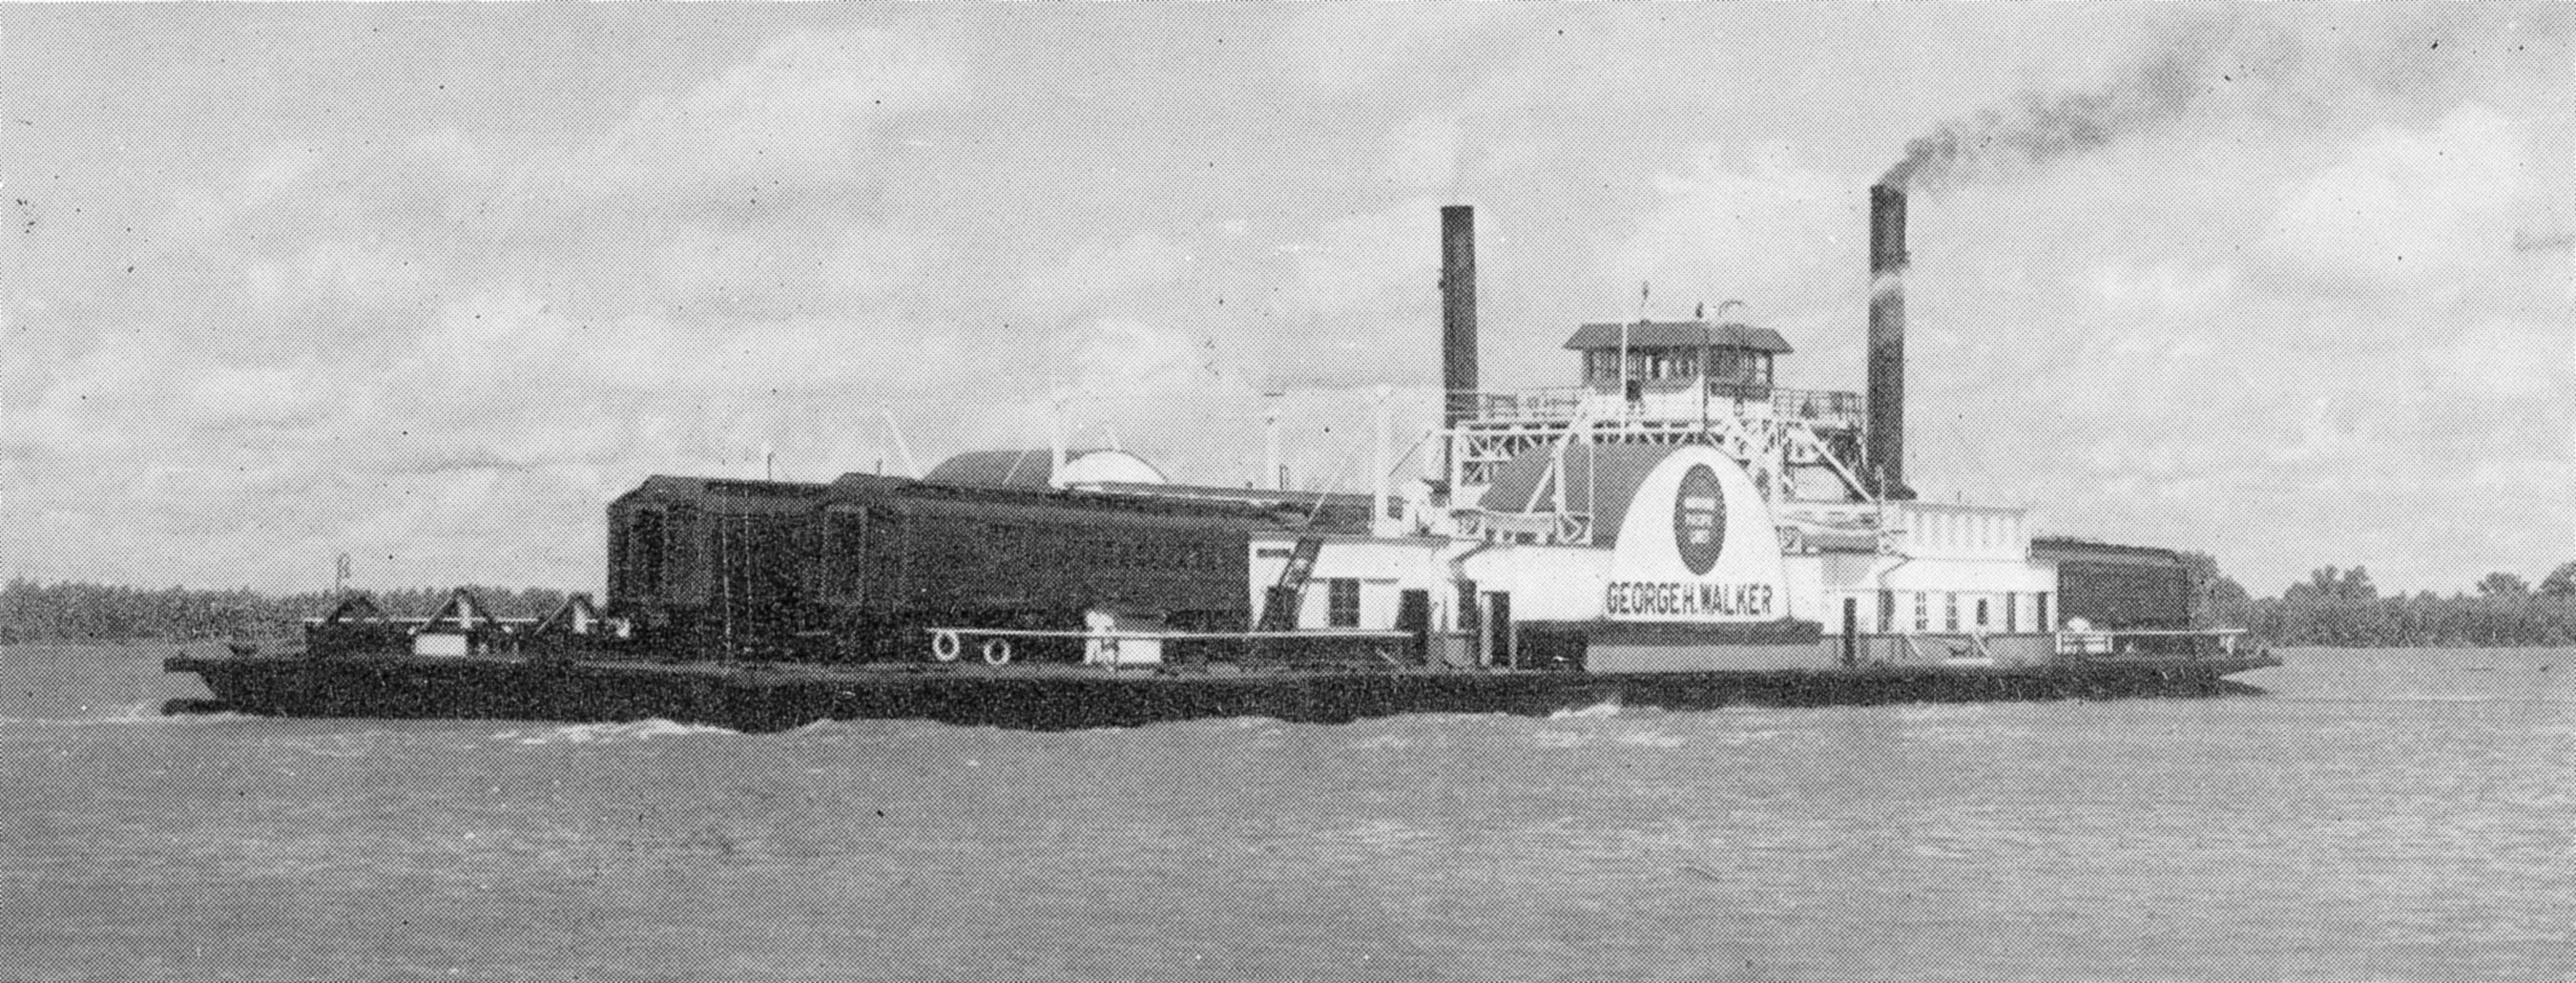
[
  {"left": 930, "top": 630, "right": 963, "bottom": 662},
  {"left": 981, "top": 638, "right": 1013, "bottom": 666}
]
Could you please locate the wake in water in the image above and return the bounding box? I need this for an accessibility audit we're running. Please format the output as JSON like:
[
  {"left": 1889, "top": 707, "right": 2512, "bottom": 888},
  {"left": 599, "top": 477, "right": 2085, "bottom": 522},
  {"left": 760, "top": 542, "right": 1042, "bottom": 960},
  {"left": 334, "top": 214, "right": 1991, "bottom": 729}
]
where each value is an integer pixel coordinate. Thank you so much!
[
  {"left": 496, "top": 720, "right": 739, "bottom": 745},
  {"left": 1549, "top": 698, "right": 1622, "bottom": 720},
  {"left": 1527, "top": 726, "right": 1687, "bottom": 749},
  {"left": 3, "top": 701, "right": 259, "bottom": 727}
]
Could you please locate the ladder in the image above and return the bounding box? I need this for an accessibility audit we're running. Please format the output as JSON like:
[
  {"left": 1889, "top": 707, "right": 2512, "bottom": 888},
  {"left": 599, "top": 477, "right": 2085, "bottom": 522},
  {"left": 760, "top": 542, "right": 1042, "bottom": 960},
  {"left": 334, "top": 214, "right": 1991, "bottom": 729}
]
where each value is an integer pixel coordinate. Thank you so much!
[{"left": 1256, "top": 536, "right": 1325, "bottom": 632}]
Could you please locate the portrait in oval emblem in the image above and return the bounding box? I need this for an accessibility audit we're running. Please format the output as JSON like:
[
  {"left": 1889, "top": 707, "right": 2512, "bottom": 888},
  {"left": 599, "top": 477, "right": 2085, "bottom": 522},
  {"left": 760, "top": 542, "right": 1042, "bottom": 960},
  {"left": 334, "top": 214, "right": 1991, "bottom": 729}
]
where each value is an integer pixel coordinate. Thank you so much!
[{"left": 1672, "top": 463, "right": 1727, "bottom": 575}]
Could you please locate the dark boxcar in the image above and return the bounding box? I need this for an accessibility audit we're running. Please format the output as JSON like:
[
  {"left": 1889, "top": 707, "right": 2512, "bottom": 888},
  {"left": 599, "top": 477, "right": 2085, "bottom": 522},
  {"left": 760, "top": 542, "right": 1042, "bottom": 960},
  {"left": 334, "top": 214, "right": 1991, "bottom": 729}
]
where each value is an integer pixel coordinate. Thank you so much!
[
  {"left": 819, "top": 474, "right": 1310, "bottom": 662},
  {"left": 2032, "top": 536, "right": 2192, "bottom": 631},
  {"left": 607, "top": 476, "right": 833, "bottom": 659},
  {"left": 607, "top": 470, "right": 1340, "bottom": 663}
]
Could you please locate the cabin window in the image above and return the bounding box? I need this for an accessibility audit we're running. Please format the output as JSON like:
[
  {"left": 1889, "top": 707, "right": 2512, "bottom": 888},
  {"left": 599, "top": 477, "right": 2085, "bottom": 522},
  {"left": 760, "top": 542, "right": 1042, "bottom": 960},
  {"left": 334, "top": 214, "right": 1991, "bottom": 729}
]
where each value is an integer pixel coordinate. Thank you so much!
[
  {"left": 2006, "top": 592, "right": 2019, "bottom": 633},
  {"left": 1913, "top": 592, "right": 1928, "bottom": 632},
  {"left": 1976, "top": 597, "right": 1990, "bottom": 629},
  {"left": 1944, "top": 593, "right": 1960, "bottom": 632},
  {"left": 1327, "top": 578, "right": 1361, "bottom": 628}
]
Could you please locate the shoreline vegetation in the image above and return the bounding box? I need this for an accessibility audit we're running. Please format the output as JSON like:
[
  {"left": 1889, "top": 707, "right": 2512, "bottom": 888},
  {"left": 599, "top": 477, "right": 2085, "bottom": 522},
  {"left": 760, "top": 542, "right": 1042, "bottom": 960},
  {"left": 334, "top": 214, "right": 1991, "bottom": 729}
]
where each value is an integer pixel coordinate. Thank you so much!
[
  {"left": 8, "top": 562, "right": 2576, "bottom": 648},
  {"left": 1, "top": 579, "right": 570, "bottom": 645},
  {"left": 2187, "top": 559, "right": 2576, "bottom": 648}
]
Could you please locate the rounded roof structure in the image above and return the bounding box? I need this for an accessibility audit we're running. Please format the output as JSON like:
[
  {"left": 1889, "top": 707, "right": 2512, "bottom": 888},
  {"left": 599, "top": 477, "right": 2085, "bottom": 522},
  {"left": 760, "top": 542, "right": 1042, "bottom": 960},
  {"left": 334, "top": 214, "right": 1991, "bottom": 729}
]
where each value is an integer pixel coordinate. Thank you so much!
[{"left": 923, "top": 449, "right": 1168, "bottom": 489}]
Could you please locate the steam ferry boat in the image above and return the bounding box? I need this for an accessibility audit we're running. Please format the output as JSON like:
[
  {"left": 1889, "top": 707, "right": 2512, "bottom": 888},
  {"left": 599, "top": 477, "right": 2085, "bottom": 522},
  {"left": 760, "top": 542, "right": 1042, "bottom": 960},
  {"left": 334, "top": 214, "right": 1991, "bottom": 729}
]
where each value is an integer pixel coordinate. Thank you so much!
[{"left": 166, "top": 188, "right": 2275, "bottom": 731}]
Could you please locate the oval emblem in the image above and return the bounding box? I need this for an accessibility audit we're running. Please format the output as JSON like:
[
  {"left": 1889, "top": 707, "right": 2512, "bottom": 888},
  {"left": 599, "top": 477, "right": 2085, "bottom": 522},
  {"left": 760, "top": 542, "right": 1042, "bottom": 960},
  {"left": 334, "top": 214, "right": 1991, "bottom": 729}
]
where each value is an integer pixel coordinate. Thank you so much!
[{"left": 1673, "top": 464, "right": 1727, "bottom": 575}]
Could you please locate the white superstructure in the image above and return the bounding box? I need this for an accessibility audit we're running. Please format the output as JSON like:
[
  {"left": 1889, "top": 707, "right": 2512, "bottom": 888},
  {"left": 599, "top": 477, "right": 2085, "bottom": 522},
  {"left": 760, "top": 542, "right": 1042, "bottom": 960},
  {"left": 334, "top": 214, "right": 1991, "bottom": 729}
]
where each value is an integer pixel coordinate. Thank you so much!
[{"left": 1247, "top": 310, "right": 2064, "bottom": 672}]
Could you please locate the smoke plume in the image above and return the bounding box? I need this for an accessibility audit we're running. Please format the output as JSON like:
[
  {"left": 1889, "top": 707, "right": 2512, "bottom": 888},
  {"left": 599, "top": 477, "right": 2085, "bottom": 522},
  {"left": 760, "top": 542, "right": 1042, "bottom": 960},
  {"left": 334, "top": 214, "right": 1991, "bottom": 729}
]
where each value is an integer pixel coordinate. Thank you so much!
[
  {"left": 1882, "top": 19, "right": 2246, "bottom": 191},
  {"left": 1881, "top": 9, "right": 2570, "bottom": 192}
]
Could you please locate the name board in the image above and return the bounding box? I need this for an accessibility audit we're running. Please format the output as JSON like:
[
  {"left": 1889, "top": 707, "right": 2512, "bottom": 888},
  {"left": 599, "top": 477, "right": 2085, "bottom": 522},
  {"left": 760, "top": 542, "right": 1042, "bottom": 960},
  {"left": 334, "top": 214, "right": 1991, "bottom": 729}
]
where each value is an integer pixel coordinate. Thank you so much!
[
  {"left": 1602, "top": 580, "right": 1776, "bottom": 618},
  {"left": 1597, "top": 447, "right": 1793, "bottom": 624}
]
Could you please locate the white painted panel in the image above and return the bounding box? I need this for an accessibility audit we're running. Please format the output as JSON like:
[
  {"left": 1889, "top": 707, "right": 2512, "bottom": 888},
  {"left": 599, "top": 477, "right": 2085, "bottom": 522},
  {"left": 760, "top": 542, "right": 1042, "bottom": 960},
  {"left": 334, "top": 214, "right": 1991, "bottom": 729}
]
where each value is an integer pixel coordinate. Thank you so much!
[
  {"left": 1586, "top": 643, "right": 1837, "bottom": 672},
  {"left": 1602, "top": 446, "right": 1790, "bottom": 623},
  {"left": 412, "top": 634, "right": 468, "bottom": 657}
]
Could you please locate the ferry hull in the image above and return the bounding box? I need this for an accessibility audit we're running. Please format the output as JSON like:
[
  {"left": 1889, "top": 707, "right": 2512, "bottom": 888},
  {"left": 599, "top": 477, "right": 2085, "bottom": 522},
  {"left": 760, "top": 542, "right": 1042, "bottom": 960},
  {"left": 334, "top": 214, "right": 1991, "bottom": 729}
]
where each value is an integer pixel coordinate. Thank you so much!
[{"left": 167, "top": 651, "right": 2279, "bottom": 733}]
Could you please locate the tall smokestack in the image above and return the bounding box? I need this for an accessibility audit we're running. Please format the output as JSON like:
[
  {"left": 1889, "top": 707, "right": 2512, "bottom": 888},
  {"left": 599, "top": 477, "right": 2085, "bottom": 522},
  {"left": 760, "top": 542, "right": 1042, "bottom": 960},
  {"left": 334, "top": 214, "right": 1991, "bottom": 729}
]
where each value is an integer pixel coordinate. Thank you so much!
[
  {"left": 1866, "top": 184, "right": 1914, "bottom": 500},
  {"left": 1441, "top": 205, "right": 1477, "bottom": 432}
]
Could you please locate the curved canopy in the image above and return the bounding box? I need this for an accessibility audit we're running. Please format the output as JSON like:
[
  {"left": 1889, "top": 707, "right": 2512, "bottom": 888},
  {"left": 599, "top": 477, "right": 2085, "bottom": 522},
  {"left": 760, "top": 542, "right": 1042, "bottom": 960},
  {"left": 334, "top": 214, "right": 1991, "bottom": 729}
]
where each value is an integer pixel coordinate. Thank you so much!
[{"left": 1477, "top": 443, "right": 1688, "bottom": 549}]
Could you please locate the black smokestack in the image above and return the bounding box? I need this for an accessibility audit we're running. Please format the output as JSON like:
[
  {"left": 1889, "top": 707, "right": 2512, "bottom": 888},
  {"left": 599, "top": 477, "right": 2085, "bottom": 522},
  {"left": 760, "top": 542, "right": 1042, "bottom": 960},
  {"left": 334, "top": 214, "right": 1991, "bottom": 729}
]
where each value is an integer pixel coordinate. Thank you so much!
[
  {"left": 1441, "top": 205, "right": 1477, "bottom": 431},
  {"left": 1866, "top": 184, "right": 1914, "bottom": 500}
]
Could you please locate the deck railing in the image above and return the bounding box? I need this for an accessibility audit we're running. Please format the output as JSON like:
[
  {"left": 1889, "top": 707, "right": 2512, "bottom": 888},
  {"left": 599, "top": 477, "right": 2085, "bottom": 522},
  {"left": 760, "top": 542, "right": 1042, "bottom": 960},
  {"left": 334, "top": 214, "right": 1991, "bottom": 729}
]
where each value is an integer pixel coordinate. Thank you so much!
[
  {"left": 1454, "top": 384, "right": 1864, "bottom": 426},
  {"left": 1839, "top": 628, "right": 2256, "bottom": 668}
]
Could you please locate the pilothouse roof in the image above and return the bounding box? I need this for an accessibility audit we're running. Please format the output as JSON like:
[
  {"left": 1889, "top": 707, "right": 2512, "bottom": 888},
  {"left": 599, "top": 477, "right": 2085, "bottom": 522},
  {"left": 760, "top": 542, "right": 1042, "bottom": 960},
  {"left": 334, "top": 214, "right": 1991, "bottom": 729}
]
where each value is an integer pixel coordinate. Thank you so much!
[{"left": 1562, "top": 320, "right": 1793, "bottom": 354}]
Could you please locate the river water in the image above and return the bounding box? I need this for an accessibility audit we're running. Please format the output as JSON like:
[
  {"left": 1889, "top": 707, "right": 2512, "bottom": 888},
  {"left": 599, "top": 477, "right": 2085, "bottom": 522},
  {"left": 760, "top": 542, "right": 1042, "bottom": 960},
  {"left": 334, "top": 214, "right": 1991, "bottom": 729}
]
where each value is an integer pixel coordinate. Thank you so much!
[{"left": 2, "top": 644, "right": 2566, "bottom": 982}]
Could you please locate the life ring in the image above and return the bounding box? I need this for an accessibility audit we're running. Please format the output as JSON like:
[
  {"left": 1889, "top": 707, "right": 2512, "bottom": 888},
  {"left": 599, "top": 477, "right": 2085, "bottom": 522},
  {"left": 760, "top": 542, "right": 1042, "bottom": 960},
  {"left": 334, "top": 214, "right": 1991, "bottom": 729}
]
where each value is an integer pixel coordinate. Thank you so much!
[
  {"left": 981, "top": 638, "right": 1013, "bottom": 666},
  {"left": 930, "top": 630, "right": 963, "bottom": 662}
]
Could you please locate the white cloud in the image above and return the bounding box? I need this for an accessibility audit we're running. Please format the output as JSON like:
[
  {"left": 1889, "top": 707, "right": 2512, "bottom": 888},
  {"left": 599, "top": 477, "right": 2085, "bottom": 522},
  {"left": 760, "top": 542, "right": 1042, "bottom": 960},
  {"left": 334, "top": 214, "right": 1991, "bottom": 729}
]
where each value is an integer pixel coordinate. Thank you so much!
[
  {"left": 1290, "top": 197, "right": 1444, "bottom": 317},
  {"left": 2090, "top": 261, "right": 2240, "bottom": 314},
  {"left": 4, "top": 8, "right": 2565, "bottom": 597},
  {"left": 1608, "top": 144, "right": 1861, "bottom": 324},
  {"left": 1282, "top": 5, "right": 1524, "bottom": 95},
  {"left": 573, "top": 30, "right": 966, "bottom": 193},
  {"left": 2265, "top": 103, "right": 2532, "bottom": 295},
  {"left": 1383, "top": 115, "right": 1464, "bottom": 191},
  {"left": 1027, "top": 233, "right": 1190, "bottom": 310}
]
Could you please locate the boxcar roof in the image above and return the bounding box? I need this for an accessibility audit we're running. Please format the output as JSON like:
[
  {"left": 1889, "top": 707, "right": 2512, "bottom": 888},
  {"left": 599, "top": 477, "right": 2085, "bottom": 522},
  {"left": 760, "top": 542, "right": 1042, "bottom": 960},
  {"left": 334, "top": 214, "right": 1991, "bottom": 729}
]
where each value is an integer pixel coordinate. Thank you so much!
[
  {"left": 616, "top": 475, "right": 829, "bottom": 509},
  {"left": 829, "top": 472, "right": 1354, "bottom": 528},
  {"left": 2030, "top": 535, "right": 2184, "bottom": 568}
]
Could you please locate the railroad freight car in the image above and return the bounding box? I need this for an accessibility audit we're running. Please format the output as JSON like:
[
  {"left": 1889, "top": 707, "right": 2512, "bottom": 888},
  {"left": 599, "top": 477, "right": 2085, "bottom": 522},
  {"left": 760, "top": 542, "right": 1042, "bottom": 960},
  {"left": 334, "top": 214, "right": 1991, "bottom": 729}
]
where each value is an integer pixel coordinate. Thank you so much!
[
  {"left": 2031, "top": 536, "right": 2193, "bottom": 631},
  {"left": 606, "top": 476, "right": 834, "bottom": 659},
  {"left": 606, "top": 471, "right": 1345, "bottom": 663},
  {"left": 814, "top": 474, "right": 1319, "bottom": 662}
]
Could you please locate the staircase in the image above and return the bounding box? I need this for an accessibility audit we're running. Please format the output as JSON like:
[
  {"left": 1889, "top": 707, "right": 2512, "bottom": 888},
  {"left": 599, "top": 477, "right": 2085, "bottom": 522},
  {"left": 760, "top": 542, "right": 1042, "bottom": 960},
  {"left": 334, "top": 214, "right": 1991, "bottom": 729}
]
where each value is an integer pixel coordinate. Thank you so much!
[{"left": 1257, "top": 536, "right": 1325, "bottom": 631}]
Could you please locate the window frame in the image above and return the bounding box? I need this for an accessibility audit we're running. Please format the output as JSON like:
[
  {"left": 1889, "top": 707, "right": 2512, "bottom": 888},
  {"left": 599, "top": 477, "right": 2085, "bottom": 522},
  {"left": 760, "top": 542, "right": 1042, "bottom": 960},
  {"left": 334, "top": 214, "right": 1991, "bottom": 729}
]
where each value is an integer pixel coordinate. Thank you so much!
[{"left": 1326, "top": 577, "right": 1361, "bottom": 628}]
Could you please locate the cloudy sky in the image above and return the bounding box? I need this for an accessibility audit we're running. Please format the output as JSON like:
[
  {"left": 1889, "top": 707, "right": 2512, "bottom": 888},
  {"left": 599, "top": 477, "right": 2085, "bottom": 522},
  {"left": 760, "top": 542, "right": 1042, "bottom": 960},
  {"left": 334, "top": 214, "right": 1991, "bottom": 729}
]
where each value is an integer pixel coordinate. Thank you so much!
[{"left": 3, "top": 5, "right": 2566, "bottom": 597}]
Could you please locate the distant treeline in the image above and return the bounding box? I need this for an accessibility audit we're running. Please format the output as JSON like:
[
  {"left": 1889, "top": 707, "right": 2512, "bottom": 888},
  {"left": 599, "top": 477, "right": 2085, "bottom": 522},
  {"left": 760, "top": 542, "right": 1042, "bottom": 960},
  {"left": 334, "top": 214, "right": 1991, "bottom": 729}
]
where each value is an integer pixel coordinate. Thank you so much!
[
  {"left": 0, "top": 578, "right": 572, "bottom": 644},
  {"left": 2189, "top": 560, "right": 2576, "bottom": 647},
  {"left": 9, "top": 560, "right": 2575, "bottom": 648},
  {"left": 2207, "top": 596, "right": 2576, "bottom": 647}
]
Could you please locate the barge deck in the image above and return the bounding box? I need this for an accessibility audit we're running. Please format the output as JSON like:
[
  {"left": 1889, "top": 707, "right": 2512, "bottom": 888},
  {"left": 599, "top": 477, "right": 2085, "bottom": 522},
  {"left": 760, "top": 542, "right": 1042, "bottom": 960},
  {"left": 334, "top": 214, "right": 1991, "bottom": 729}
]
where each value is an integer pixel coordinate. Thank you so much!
[{"left": 166, "top": 648, "right": 2279, "bottom": 733}]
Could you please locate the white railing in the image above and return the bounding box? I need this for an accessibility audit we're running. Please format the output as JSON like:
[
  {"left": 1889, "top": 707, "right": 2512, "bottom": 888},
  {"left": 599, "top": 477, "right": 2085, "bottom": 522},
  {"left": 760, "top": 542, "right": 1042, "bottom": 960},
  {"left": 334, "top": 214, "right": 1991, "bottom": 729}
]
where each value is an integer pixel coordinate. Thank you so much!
[
  {"left": 1457, "top": 384, "right": 1863, "bottom": 427},
  {"left": 2053, "top": 627, "right": 2250, "bottom": 659}
]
